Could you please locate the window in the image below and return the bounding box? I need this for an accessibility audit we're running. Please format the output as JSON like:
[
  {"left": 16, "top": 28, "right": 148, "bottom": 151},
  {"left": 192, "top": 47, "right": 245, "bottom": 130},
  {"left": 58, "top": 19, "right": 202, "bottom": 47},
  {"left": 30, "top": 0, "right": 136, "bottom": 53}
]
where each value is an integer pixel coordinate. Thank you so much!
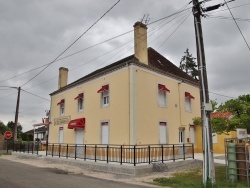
[
  {"left": 75, "top": 93, "right": 84, "bottom": 112},
  {"left": 159, "top": 122, "right": 168, "bottom": 144},
  {"left": 57, "top": 99, "right": 65, "bottom": 116},
  {"left": 212, "top": 133, "right": 218, "bottom": 144},
  {"left": 97, "top": 84, "right": 109, "bottom": 107},
  {"left": 101, "top": 122, "right": 109, "bottom": 144},
  {"left": 158, "top": 84, "right": 170, "bottom": 107},
  {"left": 185, "top": 92, "right": 194, "bottom": 112}
]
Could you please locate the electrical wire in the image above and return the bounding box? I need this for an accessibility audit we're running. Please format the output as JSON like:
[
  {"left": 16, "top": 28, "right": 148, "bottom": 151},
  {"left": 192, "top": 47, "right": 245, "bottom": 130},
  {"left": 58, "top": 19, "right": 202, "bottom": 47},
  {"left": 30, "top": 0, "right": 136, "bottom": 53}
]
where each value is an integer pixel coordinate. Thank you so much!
[
  {"left": 0, "top": 5, "right": 191, "bottom": 85},
  {"left": 21, "top": 89, "right": 50, "bottom": 102},
  {"left": 223, "top": 0, "right": 250, "bottom": 53},
  {"left": 209, "top": 91, "right": 235, "bottom": 99},
  {"left": 158, "top": 13, "right": 192, "bottom": 49},
  {"left": 205, "top": 15, "right": 250, "bottom": 22},
  {"left": 20, "top": 0, "right": 121, "bottom": 87}
]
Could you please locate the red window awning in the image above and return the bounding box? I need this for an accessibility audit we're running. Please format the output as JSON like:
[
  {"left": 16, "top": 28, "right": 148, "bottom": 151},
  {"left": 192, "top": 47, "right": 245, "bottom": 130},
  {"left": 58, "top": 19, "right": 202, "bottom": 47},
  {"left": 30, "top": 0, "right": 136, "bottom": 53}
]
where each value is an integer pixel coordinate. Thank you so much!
[
  {"left": 159, "top": 122, "right": 167, "bottom": 126},
  {"left": 101, "top": 122, "right": 109, "bottom": 126},
  {"left": 185, "top": 92, "right": 195, "bottom": 99},
  {"left": 74, "top": 93, "right": 83, "bottom": 100},
  {"left": 68, "top": 118, "right": 85, "bottom": 129},
  {"left": 158, "top": 84, "right": 170, "bottom": 93},
  {"left": 57, "top": 99, "right": 65, "bottom": 105},
  {"left": 97, "top": 85, "right": 109, "bottom": 93}
]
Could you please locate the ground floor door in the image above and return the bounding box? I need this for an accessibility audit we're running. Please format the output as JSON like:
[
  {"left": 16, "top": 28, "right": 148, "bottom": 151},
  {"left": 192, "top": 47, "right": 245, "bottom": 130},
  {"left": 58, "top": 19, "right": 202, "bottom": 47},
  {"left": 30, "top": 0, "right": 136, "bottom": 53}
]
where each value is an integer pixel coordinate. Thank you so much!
[
  {"left": 58, "top": 127, "right": 64, "bottom": 144},
  {"left": 75, "top": 129, "right": 84, "bottom": 155}
]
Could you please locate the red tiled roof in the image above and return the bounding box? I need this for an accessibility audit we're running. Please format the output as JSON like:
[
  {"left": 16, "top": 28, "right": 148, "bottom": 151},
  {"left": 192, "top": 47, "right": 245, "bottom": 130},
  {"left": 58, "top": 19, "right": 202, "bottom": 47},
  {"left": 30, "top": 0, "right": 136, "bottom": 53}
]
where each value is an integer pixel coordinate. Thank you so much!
[{"left": 210, "top": 112, "right": 233, "bottom": 119}]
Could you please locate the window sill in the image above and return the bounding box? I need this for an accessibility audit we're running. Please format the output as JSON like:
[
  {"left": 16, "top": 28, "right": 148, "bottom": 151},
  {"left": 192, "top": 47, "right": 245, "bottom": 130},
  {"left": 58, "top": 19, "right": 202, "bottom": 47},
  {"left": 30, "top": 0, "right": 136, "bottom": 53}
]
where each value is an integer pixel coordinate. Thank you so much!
[
  {"left": 101, "top": 104, "right": 110, "bottom": 108},
  {"left": 158, "top": 104, "right": 167, "bottom": 108}
]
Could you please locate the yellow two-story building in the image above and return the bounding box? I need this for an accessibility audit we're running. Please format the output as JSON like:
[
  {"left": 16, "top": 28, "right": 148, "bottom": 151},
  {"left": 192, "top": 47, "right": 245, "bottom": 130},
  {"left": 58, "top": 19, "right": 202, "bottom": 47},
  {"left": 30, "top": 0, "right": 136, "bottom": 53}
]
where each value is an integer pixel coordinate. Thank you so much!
[{"left": 48, "top": 22, "right": 201, "bottom": 145}]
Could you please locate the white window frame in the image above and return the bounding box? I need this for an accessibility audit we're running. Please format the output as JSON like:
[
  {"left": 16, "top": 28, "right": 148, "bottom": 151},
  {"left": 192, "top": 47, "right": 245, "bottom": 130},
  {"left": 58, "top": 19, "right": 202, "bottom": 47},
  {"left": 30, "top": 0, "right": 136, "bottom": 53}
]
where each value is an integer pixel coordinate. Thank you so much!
[
  {"left": 185, "top": 96, "right": 192, "bottom": 112},
  {"left": 100, "top": 121, "right": 109, "bottom": 144},
  {"left": 102, "top": 91, "right": 109, "bottom": 107},
  {"left": 77, "top": 95, "right": 84, "bottom": 112},
  {"left": 158, "top": 90, "right": 167, "bottom": 107},
  {"left": 60, "top": 102, "right": 65, "bottom": 116},
  {"left": 159, "top": 121, "right": 168, "bottom": 144}
]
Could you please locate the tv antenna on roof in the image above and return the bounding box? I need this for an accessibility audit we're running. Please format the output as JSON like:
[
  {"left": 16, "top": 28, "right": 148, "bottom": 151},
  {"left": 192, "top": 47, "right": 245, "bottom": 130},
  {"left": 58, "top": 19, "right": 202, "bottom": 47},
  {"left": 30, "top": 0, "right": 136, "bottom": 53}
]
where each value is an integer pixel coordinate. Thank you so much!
[{"left": 141, "top": 14, "right": 150, "bottom": 25}]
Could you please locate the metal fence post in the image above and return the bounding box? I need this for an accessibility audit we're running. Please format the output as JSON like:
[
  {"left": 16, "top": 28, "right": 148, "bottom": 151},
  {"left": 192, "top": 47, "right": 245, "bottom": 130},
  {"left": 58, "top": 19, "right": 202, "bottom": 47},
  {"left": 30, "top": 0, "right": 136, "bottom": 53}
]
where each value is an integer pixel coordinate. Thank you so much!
[
  {"left": 52, "top": 144, "right": 54, "bottom": 157},
  {"left": 95, "top": 145, "right": 97, "bottom": 162},
  {"left": 134, "top": 145, "right": 136, "bottom": 166},
  {"left": 183, "top": 144, "right": 185, "bottom": 160},
  {"left": 107, "top": 145, "right": 109, "bottom": 163},
  {"left": 59, "top": 144, "right": 61, "bottom": 158},
  {"left": 192, "top": 143, "right": 194, "bottom": 159},
  {"left": 173, "top": 145, "right": 175, "bottom": 162},
  {"left": 75, "top": 144, "right": 77, "bottom": 160},
  {"left": 37, "top": 142, "right": 39, "bottom": 155},
  {"left": 32, "top": 142, "right": 34, "bottom": 154},
  {"left": 120, "top": 145, "right": 123, "bottom": 165},
  {"left": 162, "top": 145, "right": 164, "bottom": 163},
  {"left": 84, "top": 145, "right": 86, "bottom": 161},
  {"left": 148, "top": 145, "right": 151, "bottom": 164},
  {"left": 46, "top": 142, "right": 48, "bottom": 156},
  {"left": 66, "top": 144, "right": 68, "bottom": 159}
]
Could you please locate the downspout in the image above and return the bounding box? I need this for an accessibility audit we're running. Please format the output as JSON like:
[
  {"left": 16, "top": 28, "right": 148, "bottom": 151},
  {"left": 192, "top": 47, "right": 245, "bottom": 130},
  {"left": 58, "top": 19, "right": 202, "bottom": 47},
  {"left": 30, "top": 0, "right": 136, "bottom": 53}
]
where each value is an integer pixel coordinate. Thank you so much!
[
  {"left": 129, "top": 65, "right": 135, "bottom": 145},
  {"left": 178, "top": 81, "right": 184, "bottom": 129}
]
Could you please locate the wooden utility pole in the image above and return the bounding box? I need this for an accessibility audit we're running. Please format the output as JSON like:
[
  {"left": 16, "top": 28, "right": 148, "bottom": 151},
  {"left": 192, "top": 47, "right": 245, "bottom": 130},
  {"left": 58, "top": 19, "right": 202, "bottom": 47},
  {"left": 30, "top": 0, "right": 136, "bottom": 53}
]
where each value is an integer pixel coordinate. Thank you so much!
[
  {"left": 192, "top": 0, "right": 215, "bottom": 184},
  {"left": 14, "top": 87, "right": 21, "bottom": 141}
]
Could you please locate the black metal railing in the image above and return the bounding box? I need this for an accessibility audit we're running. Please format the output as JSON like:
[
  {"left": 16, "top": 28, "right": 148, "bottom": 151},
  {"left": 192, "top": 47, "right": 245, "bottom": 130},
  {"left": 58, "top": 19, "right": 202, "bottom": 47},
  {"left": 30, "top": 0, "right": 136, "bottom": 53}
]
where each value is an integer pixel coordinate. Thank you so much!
[{"left": 2, "top": 141, "right": 194, "bottom": 166}]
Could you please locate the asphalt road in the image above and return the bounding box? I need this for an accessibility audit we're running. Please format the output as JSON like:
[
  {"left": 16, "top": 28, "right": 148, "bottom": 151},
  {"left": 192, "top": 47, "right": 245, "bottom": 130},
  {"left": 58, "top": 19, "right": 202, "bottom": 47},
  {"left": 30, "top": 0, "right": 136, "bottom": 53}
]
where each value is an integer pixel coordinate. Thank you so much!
[{"left": 0, "top": 158, "right": 152, "bottom": 188}]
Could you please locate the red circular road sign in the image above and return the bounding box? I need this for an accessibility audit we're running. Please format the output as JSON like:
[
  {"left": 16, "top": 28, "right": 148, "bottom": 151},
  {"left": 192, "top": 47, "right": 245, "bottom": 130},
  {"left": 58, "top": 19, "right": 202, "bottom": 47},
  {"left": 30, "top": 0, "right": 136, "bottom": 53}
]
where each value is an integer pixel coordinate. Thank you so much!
[{"left": 4, "top": 131, "right": 12, "bottom": 139}]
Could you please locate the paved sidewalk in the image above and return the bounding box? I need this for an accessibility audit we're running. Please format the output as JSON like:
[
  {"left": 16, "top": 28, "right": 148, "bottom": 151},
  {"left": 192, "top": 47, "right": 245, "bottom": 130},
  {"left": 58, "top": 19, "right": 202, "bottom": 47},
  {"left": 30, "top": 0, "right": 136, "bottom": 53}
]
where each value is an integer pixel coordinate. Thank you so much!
[{"left": 194, "top": 153, "right": 225, "bottom": 165}]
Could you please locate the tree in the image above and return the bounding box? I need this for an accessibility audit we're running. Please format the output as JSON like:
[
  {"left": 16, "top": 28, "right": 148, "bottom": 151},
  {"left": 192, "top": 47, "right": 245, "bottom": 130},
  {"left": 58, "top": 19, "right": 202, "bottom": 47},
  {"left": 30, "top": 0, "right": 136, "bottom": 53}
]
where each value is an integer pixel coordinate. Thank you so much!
[
  {"left": 7, "top": 121, "right": 23, "bottom": 140},
  {"left": 179, "top": 48, "right": 198, "bottom": 80},
  {"left": 0, "top": 121, "right": 7, "bottom": 133},
  {"left": 213, "top": 94, "right": 250, "bottom": 134}
]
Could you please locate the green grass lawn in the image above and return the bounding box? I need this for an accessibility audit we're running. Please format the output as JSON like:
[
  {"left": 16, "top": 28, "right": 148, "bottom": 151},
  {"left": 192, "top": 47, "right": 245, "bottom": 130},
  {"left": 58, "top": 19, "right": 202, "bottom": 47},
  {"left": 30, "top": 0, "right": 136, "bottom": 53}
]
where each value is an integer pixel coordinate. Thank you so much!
[{"left": 152, "top": 166, "right": 249, "bottom": 188}]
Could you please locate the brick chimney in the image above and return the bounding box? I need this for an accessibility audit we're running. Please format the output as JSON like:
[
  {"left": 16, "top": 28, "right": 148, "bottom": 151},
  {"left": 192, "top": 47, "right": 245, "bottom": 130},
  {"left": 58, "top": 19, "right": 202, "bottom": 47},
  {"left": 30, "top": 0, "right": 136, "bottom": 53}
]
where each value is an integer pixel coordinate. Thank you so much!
[
  {"left": 58, "top": 67, "right": 68, "bottom": 89},
  {"left": 134, "top": 22, "right": 148, "bottom": 64}
]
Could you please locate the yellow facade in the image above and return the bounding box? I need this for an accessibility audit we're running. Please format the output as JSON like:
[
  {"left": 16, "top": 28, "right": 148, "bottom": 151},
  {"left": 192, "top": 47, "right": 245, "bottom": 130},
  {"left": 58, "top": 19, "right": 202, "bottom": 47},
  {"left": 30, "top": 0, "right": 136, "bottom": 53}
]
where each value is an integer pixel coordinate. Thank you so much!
[
  {"left": 194, "top": 125, "right": 237, "bottom": 154},
  {"left": 49, "top": 64, "right": 200, "bottom": 145}
]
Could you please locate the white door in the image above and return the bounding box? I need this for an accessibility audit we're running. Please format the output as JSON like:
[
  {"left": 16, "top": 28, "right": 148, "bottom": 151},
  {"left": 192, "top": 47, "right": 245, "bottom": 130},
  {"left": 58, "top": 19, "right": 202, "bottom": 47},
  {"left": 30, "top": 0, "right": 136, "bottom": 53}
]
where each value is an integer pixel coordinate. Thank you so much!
[
  {"left": 75, "top": 129, "right": 84, "bottom": 155},
  {"left": 190, "top": 126, "right": 195, "bottom": 143},
  {"left": 101, "top": 123, "right": 109, "bottom": 144},
  {"left": 59, "top": 127, "right": 64, "bottom": 144},
  {"left": 75, "top": 129, "right": 84, "bottom": 145},
  {"left": 159, "top": 122, "right": 167, "bottom": 144}
]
